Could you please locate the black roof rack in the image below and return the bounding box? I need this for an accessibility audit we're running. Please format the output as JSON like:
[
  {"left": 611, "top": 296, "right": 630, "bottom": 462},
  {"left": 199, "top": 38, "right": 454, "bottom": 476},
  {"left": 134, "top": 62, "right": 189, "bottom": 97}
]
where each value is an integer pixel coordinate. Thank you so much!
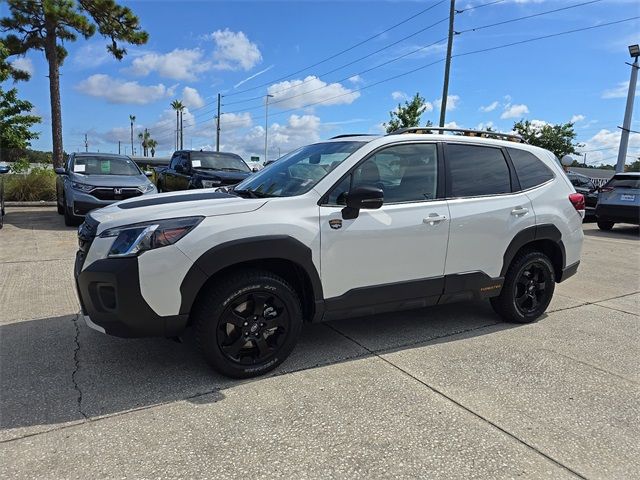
[
  {"left": 387, "top": 127, "right": 527, "bottom": 144},
  {"left": 329, "top": 134, "right": 378, "bottom": 139}
]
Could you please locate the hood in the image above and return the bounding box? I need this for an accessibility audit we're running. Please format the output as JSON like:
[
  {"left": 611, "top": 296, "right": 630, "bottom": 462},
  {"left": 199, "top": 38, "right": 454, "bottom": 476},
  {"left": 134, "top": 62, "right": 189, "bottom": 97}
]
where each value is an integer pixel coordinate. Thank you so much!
[
  {"left": 192, "top": 168, "right": 251, "bottom": 181},
  {"left": 70, "top": 172, "right": 149, "bottom": 187},
  {"left": 88, "top": 189, "right": 267, "bottom": 233}
]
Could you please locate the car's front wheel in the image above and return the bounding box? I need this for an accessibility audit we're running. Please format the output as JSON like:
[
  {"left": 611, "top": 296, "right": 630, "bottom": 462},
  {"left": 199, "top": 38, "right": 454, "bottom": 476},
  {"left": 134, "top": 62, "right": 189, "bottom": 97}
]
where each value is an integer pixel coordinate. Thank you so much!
[
  {"left": 194, "top": 269, "right": 303, "bottom": 378},
  {"left": 597, "top": 220, "right": 614, "bottom": 231},
  {"left": 490, "top": 250, "right": 555, "bottom": 324},
  {"left": 63, "top": 201, "right": 81, "bottom": 227}
]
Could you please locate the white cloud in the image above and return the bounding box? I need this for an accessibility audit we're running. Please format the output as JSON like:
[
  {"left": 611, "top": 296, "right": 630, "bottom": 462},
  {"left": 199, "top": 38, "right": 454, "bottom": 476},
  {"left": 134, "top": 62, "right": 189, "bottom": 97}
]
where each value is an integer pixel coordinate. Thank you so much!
[
  {"left": 129, "top": 48, "right": 211, "bottom": 81},
  {"left": 267, "top": 76, "right": 360, "bottom": 109},
  {"left": 75, "top": 74, "right": 175, "bottom": 105},
  {"left": 220, "top": 112, "right": 253, "bottom": 130},
  {"left": 10, "top": 57, "right": 34, "bottom": 76},
  {"left": 71, "top": 43, "right": 115, "bottom": 69},
  {"left": 476, "top": 121, "right": 495, "bottom": 130},
  {"left": 349, "top": 75, "right": 363, "bottom": 84},
  {"left": 570, "top": 114, "right": 585, "bottom": 123},
  {"left": 208, "top": 29, "right": 262, "bottom": 71},
  {"left": 444, "top": 121, "right": 461, "bottom": 129},
  {"left": 501, "top": 103, "right": 529, "bottom": 119},
  {"left": 480, "top": 101, "right": 499, "bottom": 112},
  {"left": 577, "top": 128, "right": 640, "bottom": 166},
  {"left": 392, "top": 91, "right": 408, "bottom": 101},
  {"left": 434, "top": 95, "right": 460, "bottom": 111},
  {"left": 182, "top": 86, "right": 205, "bottom": 109},
  {"left": 602, "top": 81, "right": 635, "bottom": 99}
]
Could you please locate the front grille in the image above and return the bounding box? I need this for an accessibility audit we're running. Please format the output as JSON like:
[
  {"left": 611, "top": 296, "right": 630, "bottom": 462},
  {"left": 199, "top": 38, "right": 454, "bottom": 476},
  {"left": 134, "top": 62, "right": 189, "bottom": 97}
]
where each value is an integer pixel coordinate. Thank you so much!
[{"left": 90, "top": 188, "right": 143, "bottom": 201}]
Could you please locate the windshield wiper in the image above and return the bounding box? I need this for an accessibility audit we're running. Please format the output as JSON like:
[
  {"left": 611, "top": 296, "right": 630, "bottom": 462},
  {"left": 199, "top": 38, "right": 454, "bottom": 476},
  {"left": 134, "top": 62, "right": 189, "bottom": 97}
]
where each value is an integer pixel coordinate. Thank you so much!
[
  {"left": 219, "top": 167, "right": 247, "bottom": 172},
  {"left": 233, "top": 189, "right": 273, "bottom": 198}
]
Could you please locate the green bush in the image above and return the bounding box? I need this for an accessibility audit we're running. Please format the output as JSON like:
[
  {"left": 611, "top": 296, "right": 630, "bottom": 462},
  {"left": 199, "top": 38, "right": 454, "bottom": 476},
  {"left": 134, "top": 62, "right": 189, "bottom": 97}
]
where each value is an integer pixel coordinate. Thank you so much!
[{"left": 4, "top": 167, "right": 56, "bottom": 201}]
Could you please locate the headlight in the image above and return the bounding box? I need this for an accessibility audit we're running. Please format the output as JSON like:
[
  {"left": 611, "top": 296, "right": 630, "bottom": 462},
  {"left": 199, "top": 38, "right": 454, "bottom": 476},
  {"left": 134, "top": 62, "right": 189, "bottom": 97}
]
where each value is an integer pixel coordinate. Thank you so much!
[
  {"left": 72, "top": 182, "right": 94, "bottom": 192},
  {"left": 100, "top": 216, "right": 204, "bottom": 258},
  {"left": 139, "top": 183, "right": 156, "bottom": 193},
  {"left": 202, "top": 179, "right": 222, "bottom": 188}
]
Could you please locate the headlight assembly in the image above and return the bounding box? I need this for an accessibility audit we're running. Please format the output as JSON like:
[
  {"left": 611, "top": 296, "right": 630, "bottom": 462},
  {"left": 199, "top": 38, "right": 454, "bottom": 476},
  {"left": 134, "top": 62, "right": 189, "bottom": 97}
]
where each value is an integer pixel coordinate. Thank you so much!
[
  {"left": 71, "top": 182, "right": 94, "bottom": 192},
  {"left": 100, "top": 216, "right": 204, "bottom": 257},
  {"left": 202, "top": 179, "right": 222, "bottom": 188},
  {"left": 139, "top": 183, "right": 156, "bottom": 193}
]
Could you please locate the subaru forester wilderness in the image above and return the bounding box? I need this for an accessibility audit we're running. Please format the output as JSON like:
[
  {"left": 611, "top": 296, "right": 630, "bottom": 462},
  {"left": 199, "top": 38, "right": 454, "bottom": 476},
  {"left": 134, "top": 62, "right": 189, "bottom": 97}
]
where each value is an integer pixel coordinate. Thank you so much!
[{"left": 74, "top": 128, "right": 584, "bottom": 378}]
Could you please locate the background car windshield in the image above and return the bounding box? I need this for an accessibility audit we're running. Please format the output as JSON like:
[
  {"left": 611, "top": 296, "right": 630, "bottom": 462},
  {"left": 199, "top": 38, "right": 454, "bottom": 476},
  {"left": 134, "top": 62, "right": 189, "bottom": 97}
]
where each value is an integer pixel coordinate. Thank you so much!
[
  {"left": 72, "top": 156, "right": 140, "bottom": 176},
  {"left": 607, "top": 175, "right": 640, "bottom": 189},
  {"left": 191, "top": 152, "right": 249, "bottom": 172},
  {"left": 235, "top": 141, "right": 365, "bottom": 197}
]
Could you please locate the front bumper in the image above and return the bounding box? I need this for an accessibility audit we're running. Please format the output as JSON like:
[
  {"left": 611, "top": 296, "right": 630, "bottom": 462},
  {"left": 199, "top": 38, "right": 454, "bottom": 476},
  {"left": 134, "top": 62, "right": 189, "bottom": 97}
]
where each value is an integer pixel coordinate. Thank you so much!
[
  {"left": 595, "top": 204, "right": 640, "bottom": 225},
  {"left": 69, "top": 191, "right": 116, "bottom": 216},
  {"left": 74, "top": 253, "right": 188, "bottom": 338}
]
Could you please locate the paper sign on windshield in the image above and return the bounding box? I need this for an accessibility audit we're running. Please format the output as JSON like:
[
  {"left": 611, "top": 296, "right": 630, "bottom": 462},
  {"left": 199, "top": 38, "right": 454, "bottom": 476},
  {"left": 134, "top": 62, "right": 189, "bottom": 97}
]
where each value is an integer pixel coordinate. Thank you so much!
[
  {"left": 100, "top": 161, "right": 110, "bottom": 174},
  {"left": 74, "top": 164, "right": 86, "bottom": 173},
  {"left": 192, "top": 160, "right": 202, "bottom": 168}
]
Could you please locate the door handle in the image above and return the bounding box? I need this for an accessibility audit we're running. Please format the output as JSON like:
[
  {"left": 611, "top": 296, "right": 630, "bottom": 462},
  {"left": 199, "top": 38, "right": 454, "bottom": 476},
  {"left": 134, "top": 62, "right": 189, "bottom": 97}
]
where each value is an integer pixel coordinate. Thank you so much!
[
  {"left": 423, "top": 214, "right": 447, "bottom": 225},
  {"left": 511, "top": 207, "right": 529, "bottom": 216}
]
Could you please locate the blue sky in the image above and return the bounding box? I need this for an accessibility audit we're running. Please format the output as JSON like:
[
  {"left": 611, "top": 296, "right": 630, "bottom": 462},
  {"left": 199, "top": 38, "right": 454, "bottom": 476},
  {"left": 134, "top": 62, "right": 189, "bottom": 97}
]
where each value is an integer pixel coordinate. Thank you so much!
[{"left": 6, "top": 0, "right": 640, "bottom": 165}]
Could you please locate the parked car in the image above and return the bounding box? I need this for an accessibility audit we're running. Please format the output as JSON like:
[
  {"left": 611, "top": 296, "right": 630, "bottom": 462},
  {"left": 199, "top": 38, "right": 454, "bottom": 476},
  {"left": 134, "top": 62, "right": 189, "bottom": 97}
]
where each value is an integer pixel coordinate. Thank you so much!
[
  {"left": 567, "top": 171, "right": 598, "bottom": 218},
  {"left": 0, "top": 164, "right": 9, "bottom": 229},
  {"left": 595, "top": 172, "right": 640, "bottom": 230},
  {"left": 156, "top": 150, "right": 255, "bottom": 193},
  {"left": 55, "top": 153, "right": 157, "bottom": 226},
  {"left": 73, "top": 128, "right": 584, "bottom": 378}
]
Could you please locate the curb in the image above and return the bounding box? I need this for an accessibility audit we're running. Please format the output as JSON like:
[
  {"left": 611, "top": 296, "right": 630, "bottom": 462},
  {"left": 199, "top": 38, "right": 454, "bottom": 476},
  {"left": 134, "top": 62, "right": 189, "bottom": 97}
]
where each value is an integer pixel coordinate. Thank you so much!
[{"left": 5, "top": 201, "right": 57, "bottom": 207}]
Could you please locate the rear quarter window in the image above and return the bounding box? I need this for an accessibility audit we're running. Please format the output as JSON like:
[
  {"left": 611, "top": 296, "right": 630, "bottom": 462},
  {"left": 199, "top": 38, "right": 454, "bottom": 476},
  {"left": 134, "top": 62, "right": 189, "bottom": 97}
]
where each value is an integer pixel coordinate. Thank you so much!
[
  {"left": 607, "top": 175, "right": 640, "bottom": 189},
  {"left": 507, "top": 148, "right": 555, "bottom": 190}
]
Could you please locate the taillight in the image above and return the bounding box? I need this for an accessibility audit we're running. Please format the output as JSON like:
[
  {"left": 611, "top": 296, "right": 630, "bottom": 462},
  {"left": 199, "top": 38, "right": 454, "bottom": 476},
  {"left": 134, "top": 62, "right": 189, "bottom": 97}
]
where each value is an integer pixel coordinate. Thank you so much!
[{"left": 569, "top": 193, "right": 585, "bottom": 219}]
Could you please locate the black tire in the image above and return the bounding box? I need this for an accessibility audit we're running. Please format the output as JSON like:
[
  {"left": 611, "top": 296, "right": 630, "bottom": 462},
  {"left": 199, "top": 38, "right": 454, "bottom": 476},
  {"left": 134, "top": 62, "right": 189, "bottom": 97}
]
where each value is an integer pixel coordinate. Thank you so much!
[
  {"left": 64, "top": 204, "right": 81, "bottom": 227},
  {"left": 56, "top": 187, "right": 64, "bottom": 214},
  {"left": 157, "top": 182, "right": 163, "bottom": 193},
  {"left": 490, "top": 250, "right": 555, "bottom": 324},
  {"left": 194, "top": 269, "right": 303, "bottom": 378},
  {"left": 597, "top": 220, "right": 614, "bottom": 231}
]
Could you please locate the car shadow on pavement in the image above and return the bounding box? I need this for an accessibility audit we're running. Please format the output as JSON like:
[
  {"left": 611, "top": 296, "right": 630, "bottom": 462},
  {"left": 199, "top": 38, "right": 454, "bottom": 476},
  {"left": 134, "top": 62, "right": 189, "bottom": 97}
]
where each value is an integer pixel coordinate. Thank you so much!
[
  {"left": 583, "top": 225, "right": 639, "bottom": 240},
  {"left": 0, "top": 301, "right": 520, "bottom": 438},
  {"left": 3, "top": 207, "right": 73, "bottom": 232}
]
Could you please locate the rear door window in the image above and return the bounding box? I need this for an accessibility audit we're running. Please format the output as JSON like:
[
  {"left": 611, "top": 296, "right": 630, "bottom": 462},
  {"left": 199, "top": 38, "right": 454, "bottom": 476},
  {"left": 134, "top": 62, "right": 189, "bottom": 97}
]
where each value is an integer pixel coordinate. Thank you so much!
[{"left": 447, "top": 144, "right": 511, "bottom": 197}]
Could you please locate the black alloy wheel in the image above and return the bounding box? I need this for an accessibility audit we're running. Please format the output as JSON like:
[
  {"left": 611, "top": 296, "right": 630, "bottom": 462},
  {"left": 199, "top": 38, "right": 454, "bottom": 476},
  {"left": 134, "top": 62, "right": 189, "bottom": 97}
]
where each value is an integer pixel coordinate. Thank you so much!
[{"left": 513, "top": 262, "right": 549, "bottom": 315}]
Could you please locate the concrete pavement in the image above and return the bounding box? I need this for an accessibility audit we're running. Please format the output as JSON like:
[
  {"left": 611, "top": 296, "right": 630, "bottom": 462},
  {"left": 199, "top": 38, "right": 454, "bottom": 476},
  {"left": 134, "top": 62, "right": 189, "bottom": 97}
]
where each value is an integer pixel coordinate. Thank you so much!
[{"left": 0, "top": 208, "right": 638, "bottom": 479}]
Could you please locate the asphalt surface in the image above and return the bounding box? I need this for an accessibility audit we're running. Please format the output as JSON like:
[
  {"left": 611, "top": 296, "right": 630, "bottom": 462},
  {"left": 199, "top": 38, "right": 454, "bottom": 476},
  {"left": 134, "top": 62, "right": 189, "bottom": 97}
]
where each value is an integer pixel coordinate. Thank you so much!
[{"left": 0, "top": 207, "right": 638, "bottom": 479}]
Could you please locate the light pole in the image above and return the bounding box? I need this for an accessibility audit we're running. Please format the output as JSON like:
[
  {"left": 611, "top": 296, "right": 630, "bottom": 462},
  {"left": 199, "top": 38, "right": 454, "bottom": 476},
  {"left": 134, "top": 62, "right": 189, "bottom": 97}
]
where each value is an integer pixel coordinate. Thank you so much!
[
  {"left": 616, "top": 44, "right": 639, "bottom": 173},
  {"left": 264, "top": 94, "right": 274, "bottom": 163}
]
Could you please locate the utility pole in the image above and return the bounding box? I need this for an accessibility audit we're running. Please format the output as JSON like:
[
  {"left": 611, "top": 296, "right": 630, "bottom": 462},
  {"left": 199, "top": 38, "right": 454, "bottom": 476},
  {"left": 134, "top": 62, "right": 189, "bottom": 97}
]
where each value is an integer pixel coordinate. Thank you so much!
[
  {"left": 616, "top": 44, "right": 639, "bottom": 173},
  {"left": 216, "top": 93, "right": 221, "bottom": 152},
  {"left": 439, "top": 0, "right": 456, "bottom": 128},
  {"left": 264, "top": 94, "right": 274, "bottom": 162},
  {"left": 583, "top": 153, "right": 587, "bottom": 167},
  {"left": 84, "top": 133, "right": 88, "bottom": 152},
  {"left": 180, "top": 109, "right": 184, "bottom": 150},
  {"left": 118, "top": 140, "right": 121, "bottom": 155}
]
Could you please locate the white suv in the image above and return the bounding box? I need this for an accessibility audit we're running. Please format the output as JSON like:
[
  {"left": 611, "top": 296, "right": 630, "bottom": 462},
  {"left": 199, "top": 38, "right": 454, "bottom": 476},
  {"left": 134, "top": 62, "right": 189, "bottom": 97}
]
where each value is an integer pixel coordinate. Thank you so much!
[{"left": 74, "top": 128, "right": 584, "bottom": 378}]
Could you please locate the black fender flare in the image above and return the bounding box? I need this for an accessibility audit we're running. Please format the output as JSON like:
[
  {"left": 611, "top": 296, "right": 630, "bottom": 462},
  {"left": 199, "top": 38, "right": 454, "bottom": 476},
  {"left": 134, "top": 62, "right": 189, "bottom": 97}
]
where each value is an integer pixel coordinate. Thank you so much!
[
  {"left": 500, "top": 224, "right": 566, "bottom": 277},
  {"left": 179, "top": 235, "right": 323, "bottom": 315}
]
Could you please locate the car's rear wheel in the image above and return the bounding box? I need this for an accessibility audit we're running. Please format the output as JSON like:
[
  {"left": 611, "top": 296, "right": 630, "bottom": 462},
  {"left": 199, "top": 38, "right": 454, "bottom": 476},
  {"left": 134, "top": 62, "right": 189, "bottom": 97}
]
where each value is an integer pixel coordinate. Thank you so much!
[
  {"left": 194, "top": 269, "right": 303, "bottom": 378},
  {"left": 490, "top": 250, "right": 555, "bottom": 324},
  {"left": 597, "top": 220, "right": 614, "bottom": 231}
]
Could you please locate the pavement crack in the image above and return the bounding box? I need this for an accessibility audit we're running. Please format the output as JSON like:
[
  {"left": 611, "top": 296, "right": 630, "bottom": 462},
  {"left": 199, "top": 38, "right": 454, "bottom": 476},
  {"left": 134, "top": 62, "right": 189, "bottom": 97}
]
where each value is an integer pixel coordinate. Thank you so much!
[
  {"left": 326, "top": 323, "right": 587, "bottom": 480},
  {"left": 71, "top": 314, "right": 89, "bottom": 420}
]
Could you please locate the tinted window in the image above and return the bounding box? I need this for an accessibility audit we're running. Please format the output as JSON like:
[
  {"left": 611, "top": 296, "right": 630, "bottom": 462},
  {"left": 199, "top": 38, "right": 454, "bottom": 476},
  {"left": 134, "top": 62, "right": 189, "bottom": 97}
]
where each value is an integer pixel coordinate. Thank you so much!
[
  {"left": 169, "top": 154, "right": 180, "bottom": 169},
  {"left": 607, "top": 175, "right": 640, "bottom": 189},
  {"left": 72, "top": 156, "right": 140, "bottom": 176},
  {"left": 190, "top": 152, "right": 250, "bottom": 172},
  {"left": 448, "top": 144, "right": 511, "bottom": 197},
  {"left": 508, "top": 148, "right": 554, "bottom": 190},
  {"left": 326, "top": 143, "right": 439, "bottom": 204}
]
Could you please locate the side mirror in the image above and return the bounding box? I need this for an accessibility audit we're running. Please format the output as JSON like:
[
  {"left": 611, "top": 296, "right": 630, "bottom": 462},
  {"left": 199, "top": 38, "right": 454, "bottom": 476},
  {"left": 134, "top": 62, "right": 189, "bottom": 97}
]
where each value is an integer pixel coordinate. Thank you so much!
[
  {"left": 342, "top": 186, "right": 384, "bottom": 220},
  {"left": 252, "top": 167, "right": 259, "bottom": 173},
  {"left": 144, "top": 170, "right": 153, "bottom": 177},
  {"left": 54, "top": 167, "right": 66, "bottom": 175},
  {"left": 175, "top": 164, "right": 185, "bottom": 173},
  {"left": 0, "top": 165, "right": 10, "bottom": 174}
]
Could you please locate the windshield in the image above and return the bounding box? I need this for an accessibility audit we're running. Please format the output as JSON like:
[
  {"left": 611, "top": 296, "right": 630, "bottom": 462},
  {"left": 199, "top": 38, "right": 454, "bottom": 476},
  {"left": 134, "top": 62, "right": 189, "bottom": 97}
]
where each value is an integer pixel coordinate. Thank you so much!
[
  {"left": 191, "top": 152, "right": 250, "bottom": 172},
  {"left": 606, "top": 175, "right": 640, "bottom": 189},
  {"left": 234, "top": 141, "right": 365, "bottom": 197},
  {"left": 72, "top": 156, "right": 141, "bottom": 176}
]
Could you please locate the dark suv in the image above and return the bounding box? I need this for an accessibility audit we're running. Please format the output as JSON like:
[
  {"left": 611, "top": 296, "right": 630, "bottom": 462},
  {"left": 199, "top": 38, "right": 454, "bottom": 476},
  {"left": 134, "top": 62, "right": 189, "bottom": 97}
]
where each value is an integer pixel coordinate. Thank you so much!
[{"left": 156, "top": 150, "right": 254, "bottom": 192}]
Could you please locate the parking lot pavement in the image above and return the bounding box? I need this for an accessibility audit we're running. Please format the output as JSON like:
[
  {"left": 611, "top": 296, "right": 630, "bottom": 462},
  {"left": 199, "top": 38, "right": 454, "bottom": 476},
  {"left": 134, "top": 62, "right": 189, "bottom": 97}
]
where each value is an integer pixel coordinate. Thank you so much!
[{"left": 1, "top": 207, "right": 638, "bottom": 479}]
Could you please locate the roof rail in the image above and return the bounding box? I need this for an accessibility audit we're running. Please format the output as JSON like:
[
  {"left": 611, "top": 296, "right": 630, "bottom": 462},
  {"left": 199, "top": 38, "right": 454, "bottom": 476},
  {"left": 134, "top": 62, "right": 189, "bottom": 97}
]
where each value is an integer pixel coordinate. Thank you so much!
[
  {"left": 387, "top": 127, "right": 527, "bottom": 144},
  {"left": 329, "top": 134, "right": 378, "bottom": 139}
]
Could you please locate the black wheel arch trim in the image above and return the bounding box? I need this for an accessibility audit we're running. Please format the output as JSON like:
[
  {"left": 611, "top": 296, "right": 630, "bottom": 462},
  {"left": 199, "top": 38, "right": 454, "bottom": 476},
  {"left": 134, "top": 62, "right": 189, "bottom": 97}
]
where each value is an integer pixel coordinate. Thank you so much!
[
  {"left": 179, "top": 235, "right": 324, "bottom": 318},
  {"left": 501, "top": 224, "right": 566, "bottom": 280}
]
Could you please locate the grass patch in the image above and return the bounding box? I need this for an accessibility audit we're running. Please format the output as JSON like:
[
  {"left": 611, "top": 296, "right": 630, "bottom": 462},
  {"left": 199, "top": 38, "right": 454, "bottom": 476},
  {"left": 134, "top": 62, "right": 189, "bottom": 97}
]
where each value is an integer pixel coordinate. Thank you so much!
[{"left": 4, "top": 168, "right": 56, "bottom": 202}]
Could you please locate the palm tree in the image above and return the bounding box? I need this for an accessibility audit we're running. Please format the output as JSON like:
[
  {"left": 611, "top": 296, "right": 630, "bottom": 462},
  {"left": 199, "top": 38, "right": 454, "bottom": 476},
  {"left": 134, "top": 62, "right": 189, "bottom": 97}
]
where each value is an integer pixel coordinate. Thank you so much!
[
  {"left": 129, "top": 115, "right": 136, "bottom": 155},
  {"left": 170, "top": 100, "right": 184, "bottom": 150},
  {"left": 137, "top": 128, "right": 151, "bottom": 156},
  {"left": 147, "top": 139, "right": 158, "bottom": 157}
]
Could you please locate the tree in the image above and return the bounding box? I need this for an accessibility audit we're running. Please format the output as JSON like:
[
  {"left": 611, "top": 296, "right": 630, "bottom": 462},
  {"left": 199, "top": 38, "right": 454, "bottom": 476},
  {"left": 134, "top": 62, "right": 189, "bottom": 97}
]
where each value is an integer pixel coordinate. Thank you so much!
[
  {"left": 147, "top": 138, "right": 157, "bottom": 157},
  {"left": 512, "top": 120, "right": 581, "bottom": 160},
  {"left": 0, "top": 42, "right": 40, "bottom": 152},
  {"left": 129, "top": 114, "right": 136, "bottom": 155},
  {"left": 137, "top": 128, "right": 151, "bottom": 157},
  {"left": 1, "top": 1, "right": 148, "bottom": 167},
  {"left": 627, "top": 158, "right": 640, "bottom": 172},
  {"left": 170, "top": 99, "right": 184, "bottom": 150},
  {"left": 384, "top": 93, "right": 432, "bottom": 134}
]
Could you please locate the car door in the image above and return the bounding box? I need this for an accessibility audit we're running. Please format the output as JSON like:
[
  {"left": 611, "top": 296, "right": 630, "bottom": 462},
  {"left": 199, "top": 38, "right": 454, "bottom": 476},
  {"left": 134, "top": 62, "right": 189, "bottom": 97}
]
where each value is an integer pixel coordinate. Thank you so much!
[
  {"left": 176, "top": 153, "right": 192, "bottom": 190},
  {"left": 164, "top": 154, "right": 180, "bottom": 191},
  {"left": 444, "top": 143, "right": 535, "bottom": 280},
  {"left": 319, "top": 142, "right": 450, "bottom": 313}
]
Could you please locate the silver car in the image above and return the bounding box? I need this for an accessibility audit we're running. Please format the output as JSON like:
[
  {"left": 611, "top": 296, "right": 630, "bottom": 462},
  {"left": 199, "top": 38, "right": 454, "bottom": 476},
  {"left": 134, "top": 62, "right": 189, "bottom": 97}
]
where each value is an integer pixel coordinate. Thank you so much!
[
  {"left": 55, "top": 153, "right": 156, "bottom": 226},
  {"left": 595, "top": 172, "right": 640, "bottom": 230}
]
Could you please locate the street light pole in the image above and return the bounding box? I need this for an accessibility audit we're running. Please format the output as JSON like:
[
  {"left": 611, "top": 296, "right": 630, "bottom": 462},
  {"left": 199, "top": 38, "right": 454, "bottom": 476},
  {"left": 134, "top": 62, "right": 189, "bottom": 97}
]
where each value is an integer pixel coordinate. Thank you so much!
[
  {"left": 439, "top": 0, "right": 456, "bottom": 128},
  {"left": 264, "top": 94, "right": 274, "bottom": 163},
  {"left": 616, "top": 44, "right": 639, "bottom": 173},
  {"left": 216, "top": 93, "right": 221, "bottom": 152}
]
